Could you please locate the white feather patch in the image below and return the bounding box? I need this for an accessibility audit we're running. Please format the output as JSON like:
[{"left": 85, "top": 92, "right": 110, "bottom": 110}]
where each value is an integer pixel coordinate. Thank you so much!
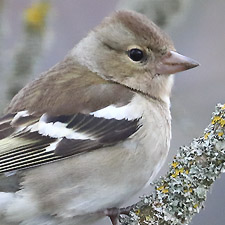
[
  {"left": 20, "top": 95, "right": 144, "bottom": 148},
  {"left": 90, "top": 94, "right": 144, "bottom": 120},
  {"left": 27, "top": 114, "right": 93, "bottom": 140},
  {"left": 11, "top": 110, "right": 29, "bottom": 125},
  {"left": 45, "top": 139, "right": 61, "bottom": 152}
]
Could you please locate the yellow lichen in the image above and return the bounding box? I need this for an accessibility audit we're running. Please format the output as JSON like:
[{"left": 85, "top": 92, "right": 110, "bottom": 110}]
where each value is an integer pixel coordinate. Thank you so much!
[
  {"left": 171, "top": 169, "right": 179, "bottom": 178},
  {"left": 211, "top": 116, "right": 221, "bottom": 124},
  {"left": 157, "top": 185, "right": 169, "bottom": 194},
  {"left": 145, "top": 216, "right": 151, "bottom": 221},
  {"left": 172, "top": 161, "right": 179, "bottom": 168},
  {"left": 204, "top": 133, "right": 210, "bottom": 139},
  {"left": 171, "top": 168, "right": 185, "bottom": 178},
  {"left": 218, "top": 132, "right": 224, "bottom": 137},
  {"left": 179, "top": 168, "right": 184, "bottom": 173},
  {"left": 24, "top": 1, "right": 50, "bottom": 28},
  {"left": 220, "top": 118, "right": 225, "bottom": 127},
  {"left": 162, "top": 188, "right": 169, "bottom": 194},
  {"left": 157, "top": 186, "right": 164, "bottom": 191},
  {"left": 135, "top": 209, "right": 141, "bottom": 215},
  {"left": 193, "top": 204, "right": 198, "bottom": 208},
  {"left": 211, "top": 116, "right": 225, "bottom": 127}
]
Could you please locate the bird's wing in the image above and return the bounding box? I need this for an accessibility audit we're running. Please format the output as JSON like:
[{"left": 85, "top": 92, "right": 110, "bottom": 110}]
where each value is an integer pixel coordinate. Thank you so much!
[
  {"left": 0, "top": 58, "right": 142, "bottom": 174},
  {"left": 0, "top": 111, "right": 141, "bottom": 174}
]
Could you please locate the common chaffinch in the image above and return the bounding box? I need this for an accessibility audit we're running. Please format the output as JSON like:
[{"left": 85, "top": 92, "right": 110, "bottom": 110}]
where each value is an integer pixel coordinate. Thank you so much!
[{"left": 0, "top": 10, "right": 198, "bottom": 225}]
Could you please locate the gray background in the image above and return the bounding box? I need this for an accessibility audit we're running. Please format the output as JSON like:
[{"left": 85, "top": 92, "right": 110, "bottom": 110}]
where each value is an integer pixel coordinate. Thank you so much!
[{"left": 0, "top": 0, "right": 225, "bottom": 224}]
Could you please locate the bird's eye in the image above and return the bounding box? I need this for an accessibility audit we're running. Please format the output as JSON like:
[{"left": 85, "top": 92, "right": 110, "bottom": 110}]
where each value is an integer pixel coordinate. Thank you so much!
[{"left": 128, "top": 48, "right": 144, "bottom": 62}]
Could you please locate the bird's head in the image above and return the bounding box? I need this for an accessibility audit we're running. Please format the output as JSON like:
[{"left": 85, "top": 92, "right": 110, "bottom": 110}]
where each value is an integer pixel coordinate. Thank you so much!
[{"left": 72, "top": 10, "right": 199, "bottom": 103}]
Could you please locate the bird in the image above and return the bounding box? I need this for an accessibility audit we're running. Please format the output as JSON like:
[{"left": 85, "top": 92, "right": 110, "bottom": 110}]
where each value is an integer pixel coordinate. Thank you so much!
[{"left": 0, "top": 10, "right": 199, "bottom": 225}]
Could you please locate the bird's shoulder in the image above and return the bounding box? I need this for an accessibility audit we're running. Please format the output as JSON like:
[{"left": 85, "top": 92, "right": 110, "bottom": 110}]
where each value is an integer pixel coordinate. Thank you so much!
[{"left": 7, "top": 56, "right": 134, "bottom": 115}]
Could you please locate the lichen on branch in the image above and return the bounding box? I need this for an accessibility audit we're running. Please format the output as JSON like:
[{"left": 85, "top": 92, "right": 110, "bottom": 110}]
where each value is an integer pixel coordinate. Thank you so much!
[{"left": 120, "top": 104, "right": 225, "bottom": 225}]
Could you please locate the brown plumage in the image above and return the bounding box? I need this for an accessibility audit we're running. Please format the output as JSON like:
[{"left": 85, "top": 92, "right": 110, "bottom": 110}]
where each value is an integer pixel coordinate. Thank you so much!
[{"left": 7, "top": 57, "right": 134, "bottom": 115}]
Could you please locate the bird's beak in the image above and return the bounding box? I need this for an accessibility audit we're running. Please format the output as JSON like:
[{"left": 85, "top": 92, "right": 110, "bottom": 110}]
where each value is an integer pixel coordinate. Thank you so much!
[{"left": 155, "top": 51, "right": 199, "bottom": 75}]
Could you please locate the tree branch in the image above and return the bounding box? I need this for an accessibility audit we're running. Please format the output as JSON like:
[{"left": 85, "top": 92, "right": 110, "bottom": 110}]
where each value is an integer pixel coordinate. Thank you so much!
[
  {"left": 116, "top": 0, "right": 192, "bottom": 30},
  {"left": 120, "top": 104, "right": 225, "bottom": 225}
]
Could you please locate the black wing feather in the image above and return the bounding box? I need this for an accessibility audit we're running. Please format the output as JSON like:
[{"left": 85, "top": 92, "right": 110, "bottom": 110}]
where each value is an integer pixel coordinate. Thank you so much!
[{"left": 0, "top": 113, "right": 141, "bottom": 174}]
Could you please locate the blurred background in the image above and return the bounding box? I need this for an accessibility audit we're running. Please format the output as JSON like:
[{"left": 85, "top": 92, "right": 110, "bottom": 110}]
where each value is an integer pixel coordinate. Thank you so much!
[{"left": 0, "top": 0, "right": 224, "bottom": 224}]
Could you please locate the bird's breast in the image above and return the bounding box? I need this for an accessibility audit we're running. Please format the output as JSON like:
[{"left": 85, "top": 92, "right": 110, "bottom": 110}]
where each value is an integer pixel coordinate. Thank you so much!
[{"left": 122, "top": 94, "right": 172, "bottom": 185}]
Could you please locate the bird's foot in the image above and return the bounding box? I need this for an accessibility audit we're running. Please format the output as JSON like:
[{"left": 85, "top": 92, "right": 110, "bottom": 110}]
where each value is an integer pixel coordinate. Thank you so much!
[{"left": 104, "top": 206, "right": 132, "bottom": 225}]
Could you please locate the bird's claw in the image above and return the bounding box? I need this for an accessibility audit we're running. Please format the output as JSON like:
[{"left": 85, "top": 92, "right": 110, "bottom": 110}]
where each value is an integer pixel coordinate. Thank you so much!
[{"left": 104, "top": 206, "right": 132, "bottom": 225}]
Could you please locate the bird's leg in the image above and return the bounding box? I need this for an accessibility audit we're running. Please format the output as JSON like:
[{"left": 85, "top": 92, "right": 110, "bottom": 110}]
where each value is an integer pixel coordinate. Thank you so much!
[
  {"left": 104, "top": 208, "right": 120, "bottom": 225},
  {"left": 104, "top": 206, "right": 132, "bottom": 225},
  {"left": 109, "top": 214, "right": 119, "bottom": 225}
]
